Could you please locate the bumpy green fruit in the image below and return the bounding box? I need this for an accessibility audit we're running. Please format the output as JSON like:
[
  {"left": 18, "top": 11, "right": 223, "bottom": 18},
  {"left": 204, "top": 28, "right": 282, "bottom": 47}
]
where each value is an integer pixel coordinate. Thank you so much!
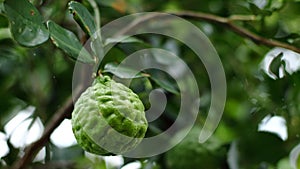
[
  {"left": 72, "top": 75, "right": 148, "bottom": 155},
  {"left": 166, "top": 127, "right": 226, "bottom": 169}
]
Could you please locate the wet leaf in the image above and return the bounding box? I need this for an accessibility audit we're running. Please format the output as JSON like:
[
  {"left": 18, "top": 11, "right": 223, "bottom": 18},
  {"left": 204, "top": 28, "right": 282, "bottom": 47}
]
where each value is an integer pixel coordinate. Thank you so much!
[
  {"left": 103, "top": 62, "right": 148, "bottom": 78},
  {"left": 4, "top": 0, "right": 49, "bottom": 46},
  {"left": 96, "top": 0, "right": 127, "bottom": 13},
  {"left": 104, "top": 36, "right": 142, "bottom": 45},
  {"left": 47, "top": 21, "right": 94, "bottom": 63},
  {"left": 269, "top": 52, "right": 283, "bottom": 79},
  {"left": 249, "top": 2, "right": 272, "bottom": 16},
  {"left": 147, "top": 70, "right": 179, "bottom": 95},
  {"left": 68, "top": 1, "right": 97, "bottom": 37}
]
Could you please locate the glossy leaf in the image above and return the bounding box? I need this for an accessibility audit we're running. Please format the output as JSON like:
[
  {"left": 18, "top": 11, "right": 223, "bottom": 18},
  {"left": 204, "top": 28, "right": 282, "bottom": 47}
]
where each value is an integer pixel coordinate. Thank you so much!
[
  {"left": 269, "top": 52, "right": 283, "bottom": 79},
  {"left": 103, "top": 62, "right": 148, "bottom": 78},
  {"left": 91, "top": 36, "right": 104, "bottom": 62},
  {"left": 147, "top": 70, "right": 179, "bottom": 95},
  {"left": 238, "top": 131, "right": 287, "bottom": 165},
  {"left": 150, "top": 77, "right": 179, "bottom": 95},
  {"left": 47, "top": 21, "right": 94, "bottom": 63},
  {"left": 4, "top": 0, "right": 49, "bottom": 46},
  {"left": 249, "top": 2, "right": 272, "bottom": 16},
  {"left": 0, "top": 2, "right": 4, "bottom": 14},
  {"left": 0, "top": 28, "right": 11, "bottom": 40},
  {"left": 68, "top": 1, "right": 104, "bottom": 63},
  {"left": 104, "top": 36, "right": 143, "bottom": 45},
  {"left": 276, "top": 33, "right": 300, "bottom": 43},
  {"left": 68, "top": 1, "right": 97, "bottom": 37},
  {"left": 95, "top": 0, "right": 127, "bottom": 13}
]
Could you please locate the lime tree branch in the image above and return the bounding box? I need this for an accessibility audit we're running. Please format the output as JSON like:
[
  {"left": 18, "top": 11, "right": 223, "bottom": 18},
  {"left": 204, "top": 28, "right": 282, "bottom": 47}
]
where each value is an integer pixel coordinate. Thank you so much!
[
  {"left": 173, "top": 11, "right": 300, "bottom": 54},
  {"left": 117, "top": 11, "right": 300, "bottom": 54},
  {"left": 11, "top": 87, "right": 83, "bottom": 169}
]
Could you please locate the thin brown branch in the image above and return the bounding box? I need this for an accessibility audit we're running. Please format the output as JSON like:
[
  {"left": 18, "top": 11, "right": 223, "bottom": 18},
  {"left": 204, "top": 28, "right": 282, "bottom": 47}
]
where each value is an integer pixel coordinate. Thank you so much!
[
  {"left": 172, "top": 11, "right": 300, "bottom": 54},
  {"left": 10, "top": 87, "right": 83, "bottom": 169},
  {"left": 116, "top": 11, "right": 300, "bottom": 54},
  {"left": 229, "top": 14, "right": 257, "bottom": 21},
  {"left": 114, "top": 13, "right": 164, "bottom": 37}
]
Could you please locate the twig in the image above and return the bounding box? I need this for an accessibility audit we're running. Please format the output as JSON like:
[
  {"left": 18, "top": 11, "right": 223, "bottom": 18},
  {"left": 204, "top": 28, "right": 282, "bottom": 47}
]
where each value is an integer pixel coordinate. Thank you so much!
[
  {"left": 114, "top": 13, "right": 165, "bottom": 37},
  {"left": 10, "top": 87, "right": 83, "bottom": 169},
  {"left": 173, "top": 11, "right": 300, "bottom": 54},
  {"left": 228, "top": 14, "right": 257, "bottom": 21},
  {"left": 116, "top": 11, "right": 300, "bottom": 54}
]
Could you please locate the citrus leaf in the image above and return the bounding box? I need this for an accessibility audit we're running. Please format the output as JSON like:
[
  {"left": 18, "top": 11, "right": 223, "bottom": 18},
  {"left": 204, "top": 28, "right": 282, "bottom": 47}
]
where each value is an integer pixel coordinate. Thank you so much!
[
  {"left": 249, "top": 2, "right": 272, "bottom": 16},
  {"left": 47, "top": 21, "right": 94, "bottom": 63},
  {"left": 0, "top": 2, "right": 4, "bottom": 14},
  {"left": 68, "top": 1, "right": 104, "bottom": 62},
  {"left": 276, "top": 33, "right": 300, "bottom": 42},
  {"left": 103, "top": 62, "right": 148, "bottom": 78},
  {"left": 149, "top": 76, "right": 179, "bottom": 95},
  {"left": 269, "top": 52, "right": 283, "bottom": 79},
  {"left": 95, "top": 0, "right": 127, "bottom": 13},
  {"left": 104, "top": 36, "right": 143, "bottom": 45},
  {"left": 68, "top": 1, "right": 97, "bottom": 37},
  {"left": 147, "top": 70, "right": 179, "bottom": 95},
  {"left": 0, "top": 28, "right": 11, "bottom": 40},
  {"left": 4, "top": 0, "right": 49, "bottom": 46}
]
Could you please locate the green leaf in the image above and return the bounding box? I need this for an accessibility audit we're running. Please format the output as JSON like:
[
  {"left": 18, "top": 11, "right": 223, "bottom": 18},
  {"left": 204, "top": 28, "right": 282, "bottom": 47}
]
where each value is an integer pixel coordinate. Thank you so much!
[
  {"left": 0, "top": 14, "right": 9, "bottom": 28},
  {"left": 150, "top": 76, "right": 179, "bottom": 95},
  {"left": 4, "top": 0, "right": 49, "bottom": 46},
  {"left": 51, "top": 145, "right": 83, "bottom": 161},
  {"left": 238, "top": 131, "right": 287, "bottom": 165},
  {"left": 277, "top": 158, "right": 293, "bottom": 169},
  {"left": 249, "top": 2, "right": 272, "bottom": 16},
  {"left": 2, "top": 141, "right": 20, "bottom": 166},
  {"left": 269, "top": 0, "right": 285, "bottom": 11},
  {"left": 0, "top": 28, "right": 11, "bottom": 40},
  {"left": 269, "top": 52, "right": 283, "bottom": 79},
  {"left": 104, "top": 36, "right": 143, "bottom": 45},
  {"left": 68, "top": 1, "right": 97, "bottom": 37},
  {"left": 276, "top": 33, "right": 300, "bottom": 42},
  {"left": 47, "top": 21, "right": 94, "bottom": 63},
  {"left": 68, "top": 1, "right": 104, "bottom": 62},
  {"left": 0, "top": 2, "right": 4, "bottom": 14},
  {"left": 298, "top": 155, "right": 300, "bottom": 169},
  {"left": 91, "top": 36, "right": 104, "bottom": 62},
  {"left": 68, "top": 1, "right": 104, "bottom": 63},
  {"left": 95, "top": 0, "right": 127, "bottom": 13},
  {"left": 103, "top": 62, "right": 148, "bottom": 78},
  {"left": 147, "top": 70, "right": 179, "bottom": 95}
]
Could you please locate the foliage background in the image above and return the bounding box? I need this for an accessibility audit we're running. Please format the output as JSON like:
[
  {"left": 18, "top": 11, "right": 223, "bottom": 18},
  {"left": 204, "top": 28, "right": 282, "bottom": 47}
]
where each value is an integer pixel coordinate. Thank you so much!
[{"left": 1, "top": 0, "right": 300, "bottom": 169}]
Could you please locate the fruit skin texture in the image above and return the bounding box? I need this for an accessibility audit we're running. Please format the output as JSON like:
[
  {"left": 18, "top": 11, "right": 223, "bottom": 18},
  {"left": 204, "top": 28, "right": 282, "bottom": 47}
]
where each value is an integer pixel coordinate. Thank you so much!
[
  {"left": 71, "top": 76, "right": 148, "bottom": 155},
  {"left": 165, "top": 127, "right": 226, "bottom": 169}
]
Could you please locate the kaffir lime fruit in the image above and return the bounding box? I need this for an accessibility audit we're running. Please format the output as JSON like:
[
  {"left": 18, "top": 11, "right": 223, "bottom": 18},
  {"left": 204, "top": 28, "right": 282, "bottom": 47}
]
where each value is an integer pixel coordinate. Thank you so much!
[{"left": 71, "top": 75, "right": 148, "bottom": 155}]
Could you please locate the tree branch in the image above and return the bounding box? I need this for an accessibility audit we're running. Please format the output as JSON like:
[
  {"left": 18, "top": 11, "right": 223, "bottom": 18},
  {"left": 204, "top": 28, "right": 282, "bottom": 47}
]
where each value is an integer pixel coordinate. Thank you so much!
[
  {"left": 116, "top": 11, "right": 300, "bottom": 54},
  {"left": 173, "top": 11, "right": 300, "bottom": 54},
  {"left": 10, "top": 87, "right": 83, "bottom": 169}
]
